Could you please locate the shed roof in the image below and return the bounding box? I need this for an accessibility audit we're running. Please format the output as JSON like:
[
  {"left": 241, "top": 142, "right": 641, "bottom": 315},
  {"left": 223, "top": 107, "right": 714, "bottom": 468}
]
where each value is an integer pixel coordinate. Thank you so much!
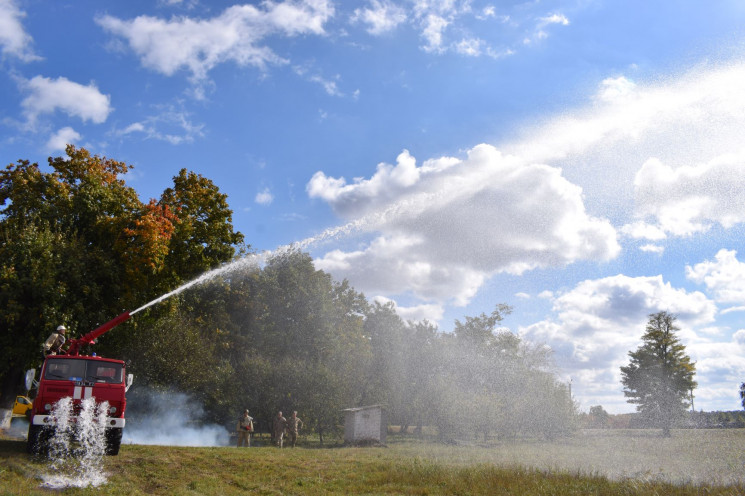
[{"left": 341, "top": 404, "right": 386, "bottom": 413}]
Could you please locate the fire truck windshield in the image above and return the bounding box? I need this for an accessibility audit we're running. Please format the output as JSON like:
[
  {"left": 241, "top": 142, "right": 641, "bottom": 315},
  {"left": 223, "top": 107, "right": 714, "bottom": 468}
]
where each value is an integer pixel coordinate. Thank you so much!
[{"left": 44, "top": 358, "right": 124, "bottom": 384}]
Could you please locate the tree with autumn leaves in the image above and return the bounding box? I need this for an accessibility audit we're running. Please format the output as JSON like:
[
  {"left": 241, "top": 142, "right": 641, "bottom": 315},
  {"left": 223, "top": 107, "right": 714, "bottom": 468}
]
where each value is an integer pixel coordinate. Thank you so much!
[{"left": 0, "top": 146, "right": 243, "bottom": 408}]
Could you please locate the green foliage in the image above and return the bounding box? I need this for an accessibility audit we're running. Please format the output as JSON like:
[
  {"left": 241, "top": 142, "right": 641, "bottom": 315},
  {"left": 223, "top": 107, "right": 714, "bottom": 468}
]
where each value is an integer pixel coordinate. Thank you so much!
[
  {"left": 0, "top": 147, "right": 242, "bottom": 406},
  {"left": 158, "top": 169, "right": 244, "bottom": 290},
  {"left": 620, "top": 311, "right": 697, "bottom": 435},
  {"left": 588, "top": 405, "right": 610, "bottom": 428},
  {"left": 361, "top": 302, "right": 577, "bottom": 441}
]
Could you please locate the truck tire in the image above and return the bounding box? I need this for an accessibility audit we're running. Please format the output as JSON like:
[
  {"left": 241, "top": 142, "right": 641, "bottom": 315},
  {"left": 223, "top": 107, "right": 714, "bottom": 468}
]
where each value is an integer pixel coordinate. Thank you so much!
[
  {"left": 27, "top": 424, "right": 51, "bottom": 456},
  {"left": 105, "top": 428, "right": 123, "bottom": 455}
]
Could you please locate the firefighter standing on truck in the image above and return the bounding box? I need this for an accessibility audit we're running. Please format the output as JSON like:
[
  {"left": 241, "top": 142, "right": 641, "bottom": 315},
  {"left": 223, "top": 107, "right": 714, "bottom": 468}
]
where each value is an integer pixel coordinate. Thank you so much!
[
  {"left": 237, "top": 410, "right": 253, "bottom": 447},
  {"left": 43, "top": 325, "right": 67, "bottom": 356}
]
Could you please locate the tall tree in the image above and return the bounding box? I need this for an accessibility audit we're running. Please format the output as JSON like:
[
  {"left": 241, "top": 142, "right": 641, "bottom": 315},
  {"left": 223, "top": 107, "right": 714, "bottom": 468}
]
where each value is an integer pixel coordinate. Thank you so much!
[
  {"left": 620, "top": 311, "right": 697, "bottom": 436},
  {"left": 740, "top": 382, "right": 745, "bottom": 409}
]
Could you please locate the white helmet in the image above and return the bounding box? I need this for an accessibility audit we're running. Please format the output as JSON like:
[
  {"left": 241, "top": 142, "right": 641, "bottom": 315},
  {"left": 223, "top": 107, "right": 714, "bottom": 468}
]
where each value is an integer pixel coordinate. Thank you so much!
[{"left": 56, "top": 325, "right": 67, "bottom": 333}]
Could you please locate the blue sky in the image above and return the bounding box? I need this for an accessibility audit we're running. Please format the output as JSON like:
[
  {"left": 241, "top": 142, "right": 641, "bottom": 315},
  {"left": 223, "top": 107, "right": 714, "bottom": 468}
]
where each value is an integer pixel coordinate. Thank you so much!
[{"left": 3, "top": 0, "right": 745, "bottom": 414}]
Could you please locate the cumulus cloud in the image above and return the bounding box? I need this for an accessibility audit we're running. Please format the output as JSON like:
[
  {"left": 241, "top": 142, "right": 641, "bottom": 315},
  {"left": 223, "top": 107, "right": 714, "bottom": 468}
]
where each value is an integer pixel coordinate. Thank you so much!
[
  {"left": 309, "top": 144, "right": 619, "bottom": 306},
  {"left": 630, "top": 153, "right": 745, "bottom": 237},
  {"left": 21, "top": 76, "right": 112, "bottom": 125},
  {"left": 0, "top": 0, "right": 40, "bottom": 61},
  {"left": 351, "top": 0, "right": 407, "bottom": 35},
  {"left": 46, "top": 127, "right": 81, "bottom": 152},
  {"left": 519, "top": 274, "right": 717, "bottom": 412},
  {"left": 686, "top": 249, "right": 745, "bottom": 304},
  {"left": 97, "top": 1, "right": 334, "bottom": 82}
]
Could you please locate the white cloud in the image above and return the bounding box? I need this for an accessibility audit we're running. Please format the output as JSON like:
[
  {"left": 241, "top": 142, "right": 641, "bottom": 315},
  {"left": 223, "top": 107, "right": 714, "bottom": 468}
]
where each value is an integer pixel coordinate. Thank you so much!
[
  {"left": 503, "top": 63, "right": 745, "bottom": 224},
  {"left": 0, "top": 0, "right": 40, "bottom": 61},
  {"left": 620, "top": 221, "right": 666, "bottom": 241},
  {"left": 21, "top": 76, "right": 112, "bottom": 125},
  {"left": 351, "top": 0, "right": 407, "bottom": 35},
  {"left": 419, "top": 13, "right": 449, "bottom": 52},
  {"left": 519, "top": 274, "right": 717, "bottom": 413},
  {"left": 372, "top": 296, "right": 443, "bottom": 324},
  {"left": 686, "top": 249, "right": 745, "bottom": 303},
  {"left": 46, "top": 127, "right": 81, "bottom": 152},
  {"left": 596, "top": 76, "right": 637, "bottom": 103},
  {"left": 524, "top": 12, "right": 569, "bottom": 45},
  {"left": 255, "top": 187, "right": 274, "bottom": 205},
  {"left": 540, "top": 13, "right": 569, "bottom": 26},
  {"left": 631, "top": 153, "right": 745, "bottom": 237},
  {"left": 639, "top": 244, "right": 664, "bottom": 254},
  {"left": 295, "top": 65, "right": 344, "bottom": 96},
  {"left": 454, "top": 37, "right": 483, "bottom": 56},
  {"left": 117, "top": 105, "right": 204, "bottom": 144},
  {"left": 478, "top": 6, "right": 496, "bottom": 20},
  {"left": 309, "top": 144, "right": 619, "bottom": 306},
  {"left": 97, "top": 1, "right": 334, "bottom": 82}
]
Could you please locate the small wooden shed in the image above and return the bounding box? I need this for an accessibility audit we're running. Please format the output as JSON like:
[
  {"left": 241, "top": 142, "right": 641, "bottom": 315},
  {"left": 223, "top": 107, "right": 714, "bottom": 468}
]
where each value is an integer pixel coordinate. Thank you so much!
[{"left": 342, "top": 404, "right": 387, "bottom": 445}]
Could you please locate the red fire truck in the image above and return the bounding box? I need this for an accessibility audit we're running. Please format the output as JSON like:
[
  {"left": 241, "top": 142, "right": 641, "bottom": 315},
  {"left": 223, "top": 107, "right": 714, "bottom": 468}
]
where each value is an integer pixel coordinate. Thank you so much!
[{"left": 27, "top": 312, "right": 133, "bottom": 456}]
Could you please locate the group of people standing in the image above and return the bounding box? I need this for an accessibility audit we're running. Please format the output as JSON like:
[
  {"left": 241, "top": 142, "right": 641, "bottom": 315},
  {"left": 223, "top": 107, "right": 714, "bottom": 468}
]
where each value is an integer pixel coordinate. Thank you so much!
[{"left": 236, "top": 410, "right": 303, "bottom": 448}]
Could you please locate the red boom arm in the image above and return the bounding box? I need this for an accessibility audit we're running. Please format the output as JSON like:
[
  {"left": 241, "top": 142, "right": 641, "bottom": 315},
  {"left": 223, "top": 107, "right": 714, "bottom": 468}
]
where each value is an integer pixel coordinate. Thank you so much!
[{"left": 65, "top": 312, "right": 131, "bottom": 356}]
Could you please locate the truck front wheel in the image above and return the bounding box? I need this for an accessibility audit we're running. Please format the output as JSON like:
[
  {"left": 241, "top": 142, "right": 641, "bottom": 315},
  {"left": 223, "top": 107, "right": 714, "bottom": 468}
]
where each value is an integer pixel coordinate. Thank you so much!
[
  {"left": 27, "top": 424, "right": 51, "bottom": 456},
  {"left": 105, "top": 428, "right": 123, "bottom": 455}
]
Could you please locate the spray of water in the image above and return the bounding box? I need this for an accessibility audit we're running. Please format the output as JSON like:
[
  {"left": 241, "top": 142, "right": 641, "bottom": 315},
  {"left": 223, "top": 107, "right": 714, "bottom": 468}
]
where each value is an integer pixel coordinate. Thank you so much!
[
  {"left": 129, "top": 194, "right": 431, "bottom": 316},
  {"left": 40, "top": 397, "right": 109, "bottom": 489}
]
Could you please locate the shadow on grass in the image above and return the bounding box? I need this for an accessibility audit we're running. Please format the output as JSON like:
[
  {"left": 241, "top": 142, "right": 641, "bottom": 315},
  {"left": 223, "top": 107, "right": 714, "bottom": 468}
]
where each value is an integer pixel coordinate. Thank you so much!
[{"left": 0, "top": 439, "right": 27, "bottom": 455}]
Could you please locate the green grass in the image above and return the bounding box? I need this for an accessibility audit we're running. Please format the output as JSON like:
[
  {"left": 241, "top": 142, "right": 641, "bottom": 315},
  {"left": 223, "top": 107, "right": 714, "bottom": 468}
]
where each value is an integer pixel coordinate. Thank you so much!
[{"left": 1, "top": 429, "right": 744, "bottom": 495}]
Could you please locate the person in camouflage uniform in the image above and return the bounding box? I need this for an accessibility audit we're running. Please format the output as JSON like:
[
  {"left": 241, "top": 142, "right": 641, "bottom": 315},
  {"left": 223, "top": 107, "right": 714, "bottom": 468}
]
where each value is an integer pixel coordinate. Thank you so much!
[
  {"left": 287, "top": 411, "right": 303, "bottom": 448},
  {"left": 236, "top": 410, "right": 253, "bottom": 447},
  {"left": 272, "top": 411, "right": 287, "bottom": 448}
]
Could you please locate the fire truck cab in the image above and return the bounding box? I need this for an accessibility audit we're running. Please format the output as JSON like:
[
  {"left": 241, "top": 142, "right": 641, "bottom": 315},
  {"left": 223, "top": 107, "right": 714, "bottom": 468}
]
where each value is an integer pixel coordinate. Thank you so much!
[{"left": 28, "top": 355, "right": 133, "bottom": 455}]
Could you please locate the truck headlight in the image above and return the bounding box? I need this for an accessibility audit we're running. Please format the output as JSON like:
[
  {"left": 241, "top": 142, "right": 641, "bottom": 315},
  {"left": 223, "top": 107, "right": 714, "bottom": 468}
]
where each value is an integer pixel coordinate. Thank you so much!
[{"left": 109, "top": 406, "right": 117, "bottom": 414}]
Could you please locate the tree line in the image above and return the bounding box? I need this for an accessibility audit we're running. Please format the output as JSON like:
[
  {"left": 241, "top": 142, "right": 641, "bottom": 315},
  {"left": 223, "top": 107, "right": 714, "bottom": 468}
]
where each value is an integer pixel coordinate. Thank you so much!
[{"left": 1, "top": 146, "right": 576, "bottom": 440}]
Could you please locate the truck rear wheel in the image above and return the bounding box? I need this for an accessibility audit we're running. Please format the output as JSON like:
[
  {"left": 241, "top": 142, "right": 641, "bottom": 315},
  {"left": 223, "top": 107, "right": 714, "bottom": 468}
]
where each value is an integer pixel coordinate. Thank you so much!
[{"left": 105, "top": 428, "right": 123, "bottom": 455}]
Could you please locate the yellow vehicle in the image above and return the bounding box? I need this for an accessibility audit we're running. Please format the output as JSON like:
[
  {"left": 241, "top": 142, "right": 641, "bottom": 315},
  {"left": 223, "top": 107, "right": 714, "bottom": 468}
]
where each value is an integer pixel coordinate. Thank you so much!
[{"left": 12, "top": 395, "right": 32, "bottom": 418}]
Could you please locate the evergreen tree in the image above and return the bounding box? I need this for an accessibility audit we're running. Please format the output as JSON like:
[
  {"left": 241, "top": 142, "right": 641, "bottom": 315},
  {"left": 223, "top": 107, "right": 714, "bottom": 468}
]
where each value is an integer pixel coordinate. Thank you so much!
[{"left": 620, "top": 311, "right": 696, "bottom": 436}]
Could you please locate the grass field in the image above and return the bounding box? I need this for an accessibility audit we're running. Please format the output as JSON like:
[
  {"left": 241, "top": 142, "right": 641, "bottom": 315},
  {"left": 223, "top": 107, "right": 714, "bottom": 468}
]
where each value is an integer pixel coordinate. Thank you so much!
[{"left": 1, "top": 427, "right": 745, "bottom": 495}]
